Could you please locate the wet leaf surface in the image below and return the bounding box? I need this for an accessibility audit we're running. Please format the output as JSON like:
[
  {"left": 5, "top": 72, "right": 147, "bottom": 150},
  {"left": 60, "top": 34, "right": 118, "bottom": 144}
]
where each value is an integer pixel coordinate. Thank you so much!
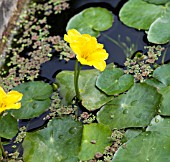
[
  {"left": 78, "top": 123, "right": 112, "bottom": 161},
  {"left": 112, "top": 132, "right": 170, "bottom": 162},
  {"left": 23, "top": 117, "right": 83, "bottom": 162},
  {"left": 152, "top": 63, "right": 170, "bottom": 115},
  {"left": 97, "top": 83, "right": 161, "bottom": 129}
]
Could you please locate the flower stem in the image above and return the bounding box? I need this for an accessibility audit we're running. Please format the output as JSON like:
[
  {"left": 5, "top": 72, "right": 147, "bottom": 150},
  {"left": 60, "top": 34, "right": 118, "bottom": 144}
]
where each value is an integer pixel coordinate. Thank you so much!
[
  {"left": 0, "top": 137, "right": 6, "bottom": 159},
  {"left": 74, "top": 60, "right": 82, "bottom": 101}
]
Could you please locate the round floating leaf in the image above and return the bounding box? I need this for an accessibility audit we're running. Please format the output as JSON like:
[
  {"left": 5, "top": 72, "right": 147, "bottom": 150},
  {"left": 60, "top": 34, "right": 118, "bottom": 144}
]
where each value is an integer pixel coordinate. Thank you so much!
[
  {"left": 66, "top": 7, "right": 114, "bottom": 37},
  {"left": 11, "top": 81, "right": 53, "bottom": 119},
  {"left": 23, "top": 117, "right": 83, "bottom": 162},
  {"left": 56, "top": 71, "right": 75, "bottom": 105},
  {"left": 144, "top": 0, "right": 170, "bottom": 5},
  {"left": 112, "top": 132, "right": 170, "bottom": 162},
  {"left": 97, "top": 83, "right": 161, "bottom": 129},
  {"left": 145, "top": 78, "right": 166, "bottom": 89},
  {"left": 123, "top": 129, "right": 142, "bottom": 142},
  {"left": 148, "top": 13, "right": 170, "bottom": 44},
  {"left": 152, "top": 64, "right": 170, "bottom": 115},
  {"left": 56, "top": 70, "right": 112, "bottom": 111},
  {"left": 119, "top": 0, "right": 163, "bottom": 30},
  {"left": 83, "top": 7, "right": 113, "bottom": 31},
  {"left": 146, "top": 115, "right": 170, "bottom": 136},
  {"left": 158, "top": 86, "right": 170, "bottom": 115},
  {"left": 96, "top": 66, "right": 134, "bottom": 95},
  {"left": 0, "top": 113, "right": 18, "bottom": 139},
  {"left": 78, "top": 123, "right": 112, "bottom": 161},
  {"left": 153, "top": 63, "right": 170, "bottom": 86}
]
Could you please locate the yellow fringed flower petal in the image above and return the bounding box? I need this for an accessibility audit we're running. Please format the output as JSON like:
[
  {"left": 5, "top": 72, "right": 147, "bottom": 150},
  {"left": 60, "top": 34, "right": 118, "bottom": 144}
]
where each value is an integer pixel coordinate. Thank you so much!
[
  {"left": 5, "top": 103, "right": 21, "bottom": 110},
  {"left": 5, "top": 91, "right": 23, "bottom": 105},
  {"left": 64, "top": 29, "right": 81, "bottom": 43},
  {"left": 64, "top": 29, "right": 109, "bottom": 71},
  {"left": 0, "top": 86, "right": 23, "bottom": 114},
  {"left": 0, "top": 87, "right": 6, "bottom": 100}
]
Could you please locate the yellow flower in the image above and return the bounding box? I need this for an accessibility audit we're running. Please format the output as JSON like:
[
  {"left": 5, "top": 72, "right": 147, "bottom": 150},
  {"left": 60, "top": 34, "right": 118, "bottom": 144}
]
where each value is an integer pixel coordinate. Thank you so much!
[
  {"left": 64, "top": 29, "right": 109, "bottom": 71},
  {"left": 0, "top": 86, "right": 23, "bottom": 114}
]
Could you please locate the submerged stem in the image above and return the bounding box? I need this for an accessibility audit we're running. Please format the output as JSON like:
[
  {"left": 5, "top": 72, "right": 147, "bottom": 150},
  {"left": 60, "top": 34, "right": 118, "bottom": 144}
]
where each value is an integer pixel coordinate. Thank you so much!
[
  {"left": 102, "top": 33, "right": 122, "bottom": 49},
  {"left": 74, "top": 60, "right": 82, "bottom": 101},
  {"left": 0, "top": 137, "right": 6, "bottom": 159}
]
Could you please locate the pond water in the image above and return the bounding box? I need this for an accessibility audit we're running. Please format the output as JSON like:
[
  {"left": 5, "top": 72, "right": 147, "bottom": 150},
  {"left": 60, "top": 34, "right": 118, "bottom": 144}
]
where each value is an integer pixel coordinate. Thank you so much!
[{"left": 2, "top": 0, "right": 170, "bottom": 158}]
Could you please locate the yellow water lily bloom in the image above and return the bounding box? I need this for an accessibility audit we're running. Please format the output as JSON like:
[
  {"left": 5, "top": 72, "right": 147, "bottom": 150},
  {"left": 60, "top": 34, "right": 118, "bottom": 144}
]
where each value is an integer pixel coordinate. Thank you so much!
[
  {"left": 64, "top": 29, "right": 109, "bottom": 71},
  {"left": 0, "top": 86, "right": 23, "bottom": 114}
]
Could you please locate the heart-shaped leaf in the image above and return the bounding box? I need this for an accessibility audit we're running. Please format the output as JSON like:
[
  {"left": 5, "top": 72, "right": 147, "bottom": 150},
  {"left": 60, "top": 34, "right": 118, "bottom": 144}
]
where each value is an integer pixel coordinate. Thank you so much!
[
  {"left": 146, "top": 115, "right": 170, "bottom": 136},
  {"left": 144, "top": 78, "right": 166, "bottom": 89},
  {"left": 96, "top": 66, "right": 134, "bottom": 95},
  {"left": 119, "top": 0, "right": 163, "bottom": 30},
  {"left": 11, "top": 81, "right": 53, "bottom": 119},
  {"left": 123, "top": 129, "right": 142, "bottom": 142},
  {"left": 144, "top": 0, "right": 170, "bottom": 5},
  {"left": 66, "top": 7, "right": 114, "bottom": 37},
  {"left": 78, "top": 123, "right": 112, "bottom": 161},
  {"left": 151, "top": 64, "right": 170, "bottom": 115},
  {"left": 112, "top": 115, "right": 170, "bottom": 162},
  {"left": 0, "top": 113, "right": 18, "bottom": 139},
  {"left": 112, "top": 132, "right": 170, "bottom": 162},
  {"left": 148, "top": 13, "right": 170, "bottom": 44},
  {"left": 119, "top": 0, "right": 170, "bottom": 44},
  {"left": 23, "top": 116, "right": 83, "bottom": 162},
  {"left": 153, "top": 63, "right": 170, "bottom": 86},
  {"left": 97, "top": 83, "right": 161, "bottom": 129},
  {"left": 56, "top": 69, "right": 112, "bottom": 111}
]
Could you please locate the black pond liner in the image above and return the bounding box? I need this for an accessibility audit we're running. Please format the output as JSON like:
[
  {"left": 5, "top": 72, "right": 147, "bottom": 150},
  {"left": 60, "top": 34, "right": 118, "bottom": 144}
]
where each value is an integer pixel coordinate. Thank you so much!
[{"left": 3, "top": 0, "right": 170, "bottom": 158}]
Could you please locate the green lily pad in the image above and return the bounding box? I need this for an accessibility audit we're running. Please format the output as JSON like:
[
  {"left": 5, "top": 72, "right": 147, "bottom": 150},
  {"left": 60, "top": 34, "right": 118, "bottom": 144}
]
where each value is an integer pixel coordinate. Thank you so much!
[
  {"left": 0, "top": 113, "right": 18, "bottom": 139},
  {"left": 123, "top": 129, "right": 143, "bottom": 142},
  {"left": 152, "top": 64, "right": 170, "bottom": 115},
  {"left": 144, "top": 0, "right": 170, "bottom": 5},
  {"left": 56, "top": 70, "right": 112, "bottom": 111},
  {"left": 96, "top": 66, "right": 134, "bottom": 95},
  {"left": 148, "top": 13, "right": 170, "bottom": 44},
  {"left": 145, "top": 78, "right": 166, "bottom": 90},
  {"left": 97, "top": 83, "right": 161, "bottom": 129},
  {"left": 153, "top": 64, "right": 170, "bottom": 86},
  {"left": 146, "top": 115, "right": 170, "bottom": 136},
  {"left": 158, "top": 87, "right": 170, "bottom": 115},
  {"left": 119, "top": 0, "right": 163, "bottom": 30},
  {"left": 23, "top": 117, "right": 83, "bottom": 162},
  {"left": 78, "top": 123, "right": 112, "bottom": 161},
  {"left": 11, "top": 81, "right": 53, "bottom": 119},
  {"left": 112, "top": 115, "right": 170, "bottom": 162},
  {"left": 66, "top": 7, "right": 114, "bottom": 37},
  {"left": 119, "top": 0, "right": 170, "bottom": 44},
  {"left": 112, "top": 132, "right": 170, "bottom": 162}
]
